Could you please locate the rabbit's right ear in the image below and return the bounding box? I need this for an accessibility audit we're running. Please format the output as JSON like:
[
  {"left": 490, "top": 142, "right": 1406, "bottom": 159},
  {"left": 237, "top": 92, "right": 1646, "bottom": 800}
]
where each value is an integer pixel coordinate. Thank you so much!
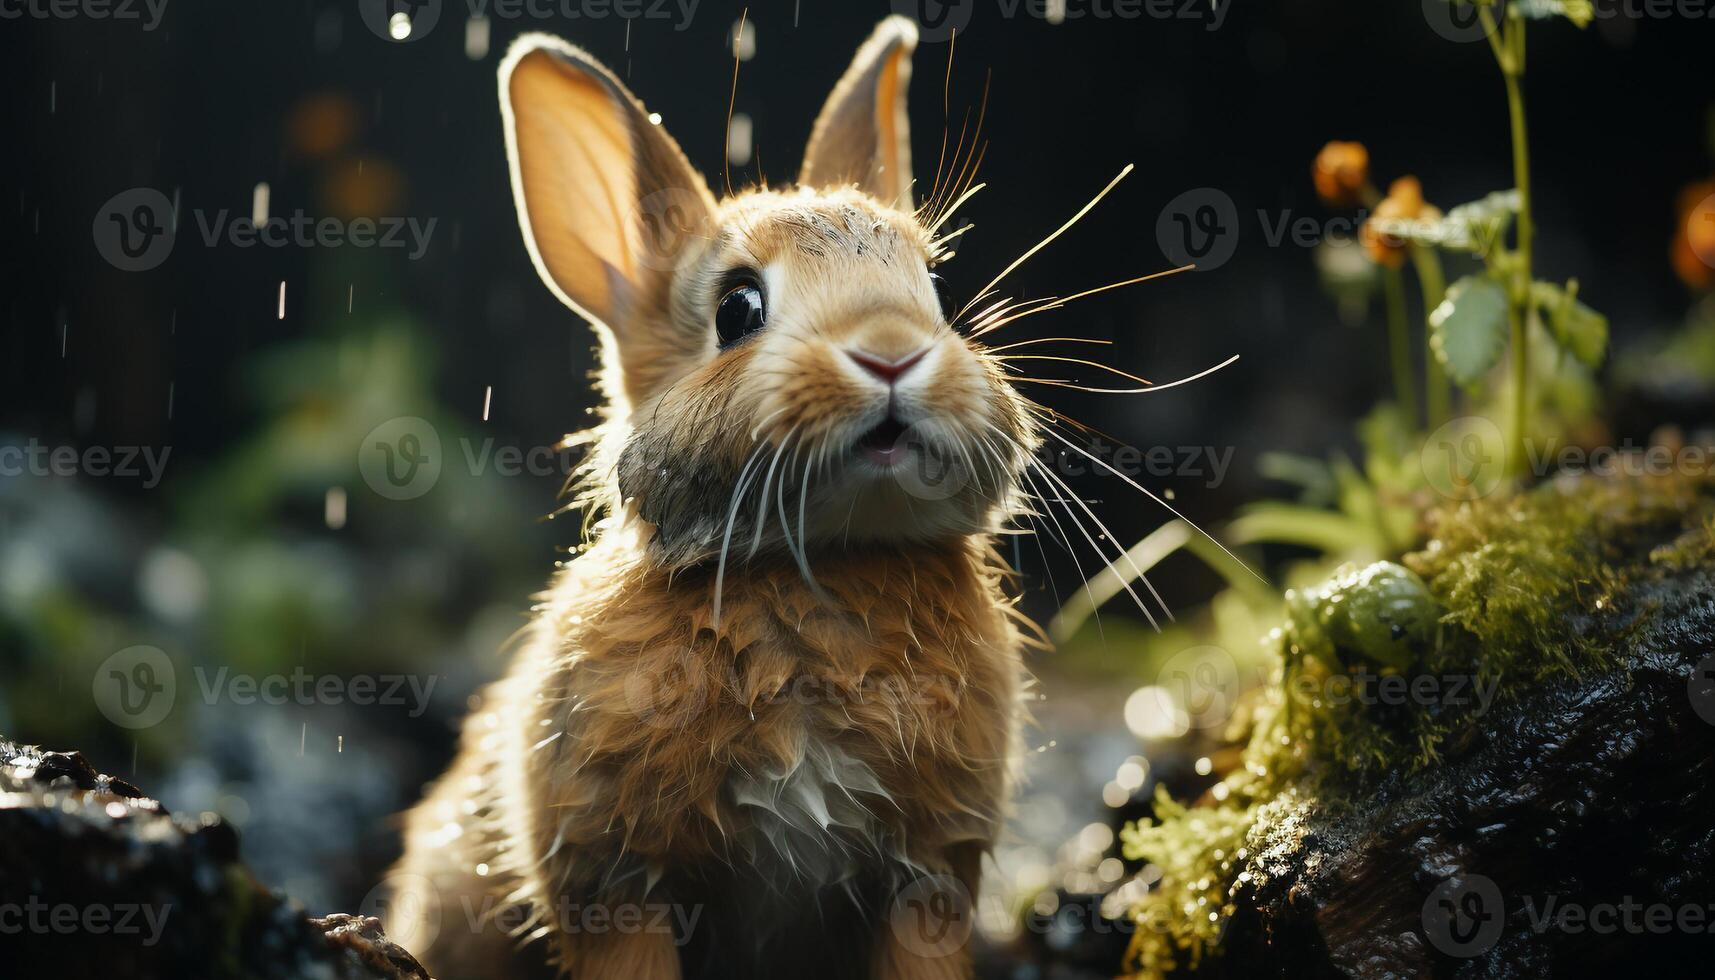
[
  {"left": 500, "top": 34, "right": 716, "bottom": 337},
  {"left": 799, "top": 16, "right": 918, "bottom": 212}
]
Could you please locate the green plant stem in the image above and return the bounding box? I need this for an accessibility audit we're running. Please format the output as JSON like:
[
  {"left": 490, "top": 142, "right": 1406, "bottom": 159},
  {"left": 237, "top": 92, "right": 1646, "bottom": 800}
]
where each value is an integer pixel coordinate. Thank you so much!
[
  {"left": 1483, "top": 4, "right": 1535, "bottom": 477},
  {"left": 1382, "top": 266, "right": 1419, "bottom": 428},
  {"left": 1503, "top": 21, "right": 1533, "bottom": 476},
  {"left": 1411, "top": 245, "right": 1451, "bottom": 428}
]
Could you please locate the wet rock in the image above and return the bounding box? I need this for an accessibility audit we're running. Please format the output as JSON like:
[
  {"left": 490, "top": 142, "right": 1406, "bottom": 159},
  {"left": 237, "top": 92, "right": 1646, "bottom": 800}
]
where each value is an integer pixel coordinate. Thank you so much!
[
  {"left": 0, "top": 737, "right": 428, "bottom": 979},
  {"left": 1122, "top": 473, "right": 1715, "bottom": 978},
  {"left": 1214, "top": 587, "right": 1715, "bottom": 977}
]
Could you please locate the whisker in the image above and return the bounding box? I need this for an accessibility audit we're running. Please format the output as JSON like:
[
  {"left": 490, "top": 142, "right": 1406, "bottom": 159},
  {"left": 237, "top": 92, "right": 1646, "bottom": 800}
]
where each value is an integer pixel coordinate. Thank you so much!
[
  {"left": 795, "top": 451, "right": 817, "bottom": 583},
  {"left": 1010, "top": 354, "right": 1240, "bottom": 395},
  {"left": 1012, "top": 454, "right": 1076, "bottom": 556},
  {"left": 994, "top": 355, "right": 1154, "bottom": 387},
  {"left": 722, "top": 8, "right": 748, "bottom": 198},
  {"left": 921, "top": 30, "right": 958, "bottom": 215},
  {"left": 928, "top": 221, "right": 976, "bottom": 255},
  {"left": 927, "top": 184, "right": 985, "bottom": 236},
  {"left": 955, "top": 164, "right": 1134, "bottom": 324},
  {"left": 981, "top": 337, "right": 1113, "bottom": 354},
  {"left": 931, "top": 71, "right": 991, "bottom": 228},
  {"left": 1030, "top": 457, "right": 1164, "bottom": 630},
  {"left": 712, "top": 442, "right": 772, "bottom": 630},
  {"left": 748, "top": 429, "right": 795, "bottom": 559},
  {"left": 970, "top": 264, "right": 1196, "bottom": 337},
  {"left": 783, "top": 448, "right": 829, "bottom": 603},
  {"left": 1041, "top": 425, "right": 1265, "bottom": 584},
  {"left": 1020, "top": 459, "right": 1113, "bottom": 643},
  {"left": 923, "top": 106, "right": 972, "bottom": 227}
]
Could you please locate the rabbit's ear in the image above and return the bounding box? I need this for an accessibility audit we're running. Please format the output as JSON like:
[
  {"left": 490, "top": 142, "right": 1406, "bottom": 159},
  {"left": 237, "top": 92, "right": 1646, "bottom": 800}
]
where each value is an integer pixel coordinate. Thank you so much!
[
  {"left": 799, "top": 16, "right": 917, "bottom": 212},
  {"left": 500, "top": 34, "right": 716, "bottom": 335}
]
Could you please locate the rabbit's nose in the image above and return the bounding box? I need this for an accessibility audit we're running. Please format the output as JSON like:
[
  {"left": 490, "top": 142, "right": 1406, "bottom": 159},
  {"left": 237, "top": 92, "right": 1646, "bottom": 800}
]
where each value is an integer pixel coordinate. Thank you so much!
[{"left": 846, "top": 348, "right": 928, "bottom": 385}]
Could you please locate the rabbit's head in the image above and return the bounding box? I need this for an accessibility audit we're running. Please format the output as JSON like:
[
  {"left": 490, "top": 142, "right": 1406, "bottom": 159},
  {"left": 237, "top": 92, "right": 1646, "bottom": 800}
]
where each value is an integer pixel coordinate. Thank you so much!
[{"left": 501, "top": 17, "right": 1037, "bottom": 566}]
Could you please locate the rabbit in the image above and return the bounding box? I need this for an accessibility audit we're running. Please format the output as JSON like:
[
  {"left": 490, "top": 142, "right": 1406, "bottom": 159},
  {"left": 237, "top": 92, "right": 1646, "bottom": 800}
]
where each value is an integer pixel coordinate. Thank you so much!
[{"left": 389, "top": 16, "right": 1048, "bottom": 980}]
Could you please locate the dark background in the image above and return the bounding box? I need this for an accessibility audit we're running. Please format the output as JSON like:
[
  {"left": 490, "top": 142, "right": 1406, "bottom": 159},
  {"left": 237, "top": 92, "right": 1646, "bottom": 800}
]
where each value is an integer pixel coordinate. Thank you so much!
[
  {"left": 8, "top": 0, "right": 1712, "bottom": 574},
  {"left": 2, "top": 0, "right": 1713, "bottom": 951}
]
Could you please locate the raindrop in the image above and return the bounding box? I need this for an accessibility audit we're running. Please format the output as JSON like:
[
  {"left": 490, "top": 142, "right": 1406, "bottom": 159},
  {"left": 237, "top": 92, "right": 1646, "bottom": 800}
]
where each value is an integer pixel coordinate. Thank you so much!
[
  {"left": 730, "top": 18, "right": 756, "bottom": 60},
  {"left": 325, "top": 487, "right": 348, "bottom": 530},
  {"left": 727, "top": 113, "right": 753, "bottom": 167},
  {"left": 465, "top": 16, "right": 491, "bottom": 60},
  {"left": 252, "top": 181, "right": 270, "bottom": 225}
]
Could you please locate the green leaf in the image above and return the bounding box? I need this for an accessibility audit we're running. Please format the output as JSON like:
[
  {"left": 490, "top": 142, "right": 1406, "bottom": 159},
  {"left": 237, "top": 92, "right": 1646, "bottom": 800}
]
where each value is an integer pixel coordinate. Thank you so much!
[
  {"left": 1514, "top": 0, "right": 1595, "bottom": 26},
  {"left": 1429, "top": 276, "right": 1510, "bottom": 386},
  {"left": 1367, "top": 190, "right": 1518, "bottom": 257},
  {"left": 1228, "top": 501, "right": 1386, "bottom": 557},
  {"left": 1257, "top": 451, "right": 1337, "bottom": 505},
  {"left": 1531, "top": 278, "right": 1608, "bottom": 368}
]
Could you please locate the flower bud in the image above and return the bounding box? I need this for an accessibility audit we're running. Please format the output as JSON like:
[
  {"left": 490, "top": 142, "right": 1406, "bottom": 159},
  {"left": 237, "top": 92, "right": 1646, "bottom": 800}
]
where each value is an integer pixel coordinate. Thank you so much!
[{"left": 1312, "top": 141, "right": 1369, "bottom": 208}]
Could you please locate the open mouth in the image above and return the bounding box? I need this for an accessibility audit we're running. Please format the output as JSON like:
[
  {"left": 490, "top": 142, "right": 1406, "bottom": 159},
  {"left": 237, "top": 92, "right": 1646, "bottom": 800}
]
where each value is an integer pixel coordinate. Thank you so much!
[{"left": 855, "top": 417, "right": 910, "bottom": 467}]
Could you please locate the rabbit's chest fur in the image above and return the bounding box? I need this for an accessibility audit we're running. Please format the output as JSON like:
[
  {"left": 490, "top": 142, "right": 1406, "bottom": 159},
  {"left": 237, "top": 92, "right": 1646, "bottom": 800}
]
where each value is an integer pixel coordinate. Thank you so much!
[{"left": 490, "top": 529, "right": 1028, "bottom": 902}]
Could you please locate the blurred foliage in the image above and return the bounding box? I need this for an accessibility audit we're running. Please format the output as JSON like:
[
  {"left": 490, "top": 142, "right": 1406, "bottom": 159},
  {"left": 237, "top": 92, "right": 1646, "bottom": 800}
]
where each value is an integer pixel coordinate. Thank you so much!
[{"left": 0, "top": 289, "right": 565, "bottom": 906}]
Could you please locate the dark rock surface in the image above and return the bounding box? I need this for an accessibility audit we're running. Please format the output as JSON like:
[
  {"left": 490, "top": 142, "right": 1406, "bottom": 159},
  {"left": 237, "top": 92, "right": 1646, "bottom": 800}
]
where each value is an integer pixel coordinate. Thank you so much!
[
  {"left": 1200, "top": 525, "right": 1715, "bottom": 977},
  {"left": 0, "top": 737, "right": 428, "bottom": 979}
]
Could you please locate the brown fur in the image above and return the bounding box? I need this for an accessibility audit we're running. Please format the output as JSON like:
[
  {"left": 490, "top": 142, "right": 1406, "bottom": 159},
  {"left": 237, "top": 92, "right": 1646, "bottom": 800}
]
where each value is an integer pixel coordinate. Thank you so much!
[{"left": 392, "top": 17, "right": 1043, "bottom": 979}]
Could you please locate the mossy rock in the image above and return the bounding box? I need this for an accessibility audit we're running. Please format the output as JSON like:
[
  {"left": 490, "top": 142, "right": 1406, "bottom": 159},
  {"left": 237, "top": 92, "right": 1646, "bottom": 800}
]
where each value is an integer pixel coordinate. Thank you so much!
[{"left": 1120, "top": 472, "right": 1715, "bottom": 978}]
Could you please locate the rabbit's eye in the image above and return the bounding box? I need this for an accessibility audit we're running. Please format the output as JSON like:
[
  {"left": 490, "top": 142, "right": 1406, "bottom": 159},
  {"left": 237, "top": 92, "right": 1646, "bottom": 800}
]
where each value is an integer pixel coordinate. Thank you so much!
[
  {"left": 929, "top": 271, "right": 956, "bottom": 324},
  {"left": 715, "top": 281, "right": 766, "bottom": 347}
]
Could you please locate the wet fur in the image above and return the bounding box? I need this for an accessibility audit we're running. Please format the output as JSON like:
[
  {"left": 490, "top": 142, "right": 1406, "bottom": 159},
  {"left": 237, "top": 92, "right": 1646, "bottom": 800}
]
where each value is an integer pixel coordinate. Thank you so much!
[{"left": 393, "top": 17, "right": 1039, "bottom": 979}]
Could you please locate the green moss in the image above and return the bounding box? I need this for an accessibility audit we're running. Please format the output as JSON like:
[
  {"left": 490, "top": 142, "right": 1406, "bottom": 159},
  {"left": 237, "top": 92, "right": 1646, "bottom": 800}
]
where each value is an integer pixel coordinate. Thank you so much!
[{"left": 1118, "top": 472, "right": 1715, "bottom": 979}]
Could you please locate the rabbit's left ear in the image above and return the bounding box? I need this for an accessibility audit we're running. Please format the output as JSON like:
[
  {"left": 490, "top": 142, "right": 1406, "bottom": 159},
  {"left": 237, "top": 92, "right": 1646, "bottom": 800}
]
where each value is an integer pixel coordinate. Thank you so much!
[{"left": 799, "top": 16, "right": 917, "bottom": 212}]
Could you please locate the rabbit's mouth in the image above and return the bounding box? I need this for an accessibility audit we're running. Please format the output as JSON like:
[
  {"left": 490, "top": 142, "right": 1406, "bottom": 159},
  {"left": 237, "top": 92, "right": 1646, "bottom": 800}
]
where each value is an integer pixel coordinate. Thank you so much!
[{"left": 854, "top": 417, "right": 911, "bottom": 468}]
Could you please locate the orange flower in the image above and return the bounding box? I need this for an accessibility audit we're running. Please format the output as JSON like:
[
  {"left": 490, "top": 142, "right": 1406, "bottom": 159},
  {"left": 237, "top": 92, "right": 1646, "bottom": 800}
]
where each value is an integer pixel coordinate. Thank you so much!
[
  {"left": 1673, "top": 180, "right": 1715, "bottom": 290},
  {"left": 286, "top": 92, "right": 360, "bottom": 161},
  {"left": 1313, "top": 141, "right": 1370, "bottom": 208},
  {"left": 1361, "top": 176, "right": 1442, "bottom": 270}
]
